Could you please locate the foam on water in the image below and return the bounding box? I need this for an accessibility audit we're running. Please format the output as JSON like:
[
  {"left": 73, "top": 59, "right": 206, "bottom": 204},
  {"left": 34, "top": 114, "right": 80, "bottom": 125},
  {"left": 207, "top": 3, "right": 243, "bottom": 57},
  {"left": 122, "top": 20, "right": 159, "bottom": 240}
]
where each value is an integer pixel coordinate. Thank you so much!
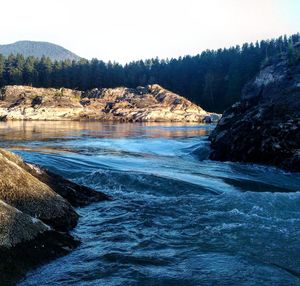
[{"left": 0, "top": 122, "right": 299, "bottom": 285}]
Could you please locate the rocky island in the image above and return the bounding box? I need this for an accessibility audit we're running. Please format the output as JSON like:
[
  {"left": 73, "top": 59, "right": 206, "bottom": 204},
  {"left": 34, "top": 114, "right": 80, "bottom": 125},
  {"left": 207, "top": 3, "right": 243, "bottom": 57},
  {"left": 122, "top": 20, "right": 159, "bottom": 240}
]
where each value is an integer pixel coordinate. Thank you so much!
[
  {"left": 0, "top": 148, "right": 109, "bottom": 285},
  {"left": 210, "top": 46, "right": 300, "bottom": 172},
  {"left": 0, "top": 84, "right": 219, "bottom": 123}
]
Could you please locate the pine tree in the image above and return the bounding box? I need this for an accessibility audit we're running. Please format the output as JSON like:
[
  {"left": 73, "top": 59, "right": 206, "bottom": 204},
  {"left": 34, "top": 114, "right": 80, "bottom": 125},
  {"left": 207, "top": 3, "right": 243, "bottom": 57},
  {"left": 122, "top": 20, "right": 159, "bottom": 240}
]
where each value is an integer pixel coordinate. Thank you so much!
[{"left": 0, "top": 33, "right": 298, "bottom": 112}]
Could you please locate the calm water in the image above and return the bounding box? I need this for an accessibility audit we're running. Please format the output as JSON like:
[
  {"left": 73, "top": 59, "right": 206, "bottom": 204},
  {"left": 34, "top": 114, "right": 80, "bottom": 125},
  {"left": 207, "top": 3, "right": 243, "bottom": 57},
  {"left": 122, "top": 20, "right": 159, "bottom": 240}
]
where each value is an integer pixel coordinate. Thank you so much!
[{"left": 1, "top": 121, "right": 300, "bottom": 286}]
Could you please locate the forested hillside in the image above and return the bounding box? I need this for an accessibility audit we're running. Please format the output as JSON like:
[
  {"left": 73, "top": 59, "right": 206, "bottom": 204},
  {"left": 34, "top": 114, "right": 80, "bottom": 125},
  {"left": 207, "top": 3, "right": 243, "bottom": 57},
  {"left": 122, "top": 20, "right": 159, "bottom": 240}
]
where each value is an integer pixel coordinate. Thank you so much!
[
  {"left": 0, "top": 41, "right": 81, "bottom": 61},
  {"left": 0, "top": 34, "right": 299, "bottom": 112}
]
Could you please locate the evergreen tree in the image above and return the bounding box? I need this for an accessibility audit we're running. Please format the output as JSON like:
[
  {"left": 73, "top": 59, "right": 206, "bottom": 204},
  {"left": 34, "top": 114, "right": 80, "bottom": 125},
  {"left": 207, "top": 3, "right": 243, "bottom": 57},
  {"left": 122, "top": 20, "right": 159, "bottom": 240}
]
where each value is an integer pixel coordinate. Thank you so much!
[
  {"left": 0, "top": 33, "right": 299, "bottom": 112},
  {"left": 287, "top": 41, "right": 300, "bottom": 66}
]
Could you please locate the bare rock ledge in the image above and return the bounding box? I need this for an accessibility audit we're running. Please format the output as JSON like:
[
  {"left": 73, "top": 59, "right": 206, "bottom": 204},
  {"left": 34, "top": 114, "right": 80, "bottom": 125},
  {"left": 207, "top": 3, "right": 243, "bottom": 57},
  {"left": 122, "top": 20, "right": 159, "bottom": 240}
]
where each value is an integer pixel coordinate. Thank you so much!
[{"left": 0, "top": 84, "right": 220, "bottom": 122}]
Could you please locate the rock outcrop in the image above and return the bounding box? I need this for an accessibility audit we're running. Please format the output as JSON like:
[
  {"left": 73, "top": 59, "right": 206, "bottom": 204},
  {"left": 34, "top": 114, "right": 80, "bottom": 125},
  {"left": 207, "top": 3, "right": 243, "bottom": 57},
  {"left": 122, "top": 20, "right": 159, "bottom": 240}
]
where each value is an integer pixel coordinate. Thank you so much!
[
  {"left": 0, "top": 150, "right": 78, "bottom": 231},
  {"left": 0, "top": 148, "right": 109, "bottom": 285},
  {"left": 0, "top": 148, "right": 110, "bottom": 207},
  {"left": 0, "top": 84, "right": 220, "bottom": 122},
  {"left": 210, "top": 51, "right": 300, "bottom": 172}
]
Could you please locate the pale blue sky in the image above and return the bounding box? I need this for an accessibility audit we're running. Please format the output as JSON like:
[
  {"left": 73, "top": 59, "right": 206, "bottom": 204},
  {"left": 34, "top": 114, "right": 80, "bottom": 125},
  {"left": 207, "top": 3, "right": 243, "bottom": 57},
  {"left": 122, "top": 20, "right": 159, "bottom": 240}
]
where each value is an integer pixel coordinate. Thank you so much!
[{"left": 1, "top": 0, "right": 299, "bottom": 63}]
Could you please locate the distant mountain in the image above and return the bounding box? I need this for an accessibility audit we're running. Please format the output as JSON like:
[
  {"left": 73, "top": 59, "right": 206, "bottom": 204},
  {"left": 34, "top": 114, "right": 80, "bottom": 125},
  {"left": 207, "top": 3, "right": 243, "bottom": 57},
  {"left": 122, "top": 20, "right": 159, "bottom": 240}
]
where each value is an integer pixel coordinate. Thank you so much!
[{"left": 0, "top": 41, "right": 81, "bottom": 61}]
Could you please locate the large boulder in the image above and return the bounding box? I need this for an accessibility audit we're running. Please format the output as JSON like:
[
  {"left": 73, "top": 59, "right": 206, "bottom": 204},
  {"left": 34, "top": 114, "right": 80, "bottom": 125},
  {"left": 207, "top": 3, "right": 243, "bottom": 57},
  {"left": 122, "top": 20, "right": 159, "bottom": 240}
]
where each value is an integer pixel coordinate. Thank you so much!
[
  {"left": 0, "top": 149, "right": 78, "bottom": 231},
  {"left": 0, "top": 148, "right": 110, "bottom": 284},
  {"left": 0, "top": 149, "right": 110, "bottom": 207},
  {"left": 210, "top": 51, "right": 300, "bottom": 172}
]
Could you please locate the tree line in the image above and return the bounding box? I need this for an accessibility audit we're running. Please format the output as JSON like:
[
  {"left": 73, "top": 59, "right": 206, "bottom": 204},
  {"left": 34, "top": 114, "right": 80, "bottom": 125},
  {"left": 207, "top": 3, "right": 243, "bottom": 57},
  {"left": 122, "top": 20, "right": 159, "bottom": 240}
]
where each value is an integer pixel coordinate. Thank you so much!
[{"left": 0, "top": 33, "right": 299, "bottom": 112}]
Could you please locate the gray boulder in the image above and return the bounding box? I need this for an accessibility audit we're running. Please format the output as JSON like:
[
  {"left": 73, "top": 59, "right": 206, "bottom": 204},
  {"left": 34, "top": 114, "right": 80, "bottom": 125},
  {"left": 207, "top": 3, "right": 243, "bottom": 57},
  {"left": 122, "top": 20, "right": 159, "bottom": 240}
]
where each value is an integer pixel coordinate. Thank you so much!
[{"left": 0, "top": 148, "right": 110, "bottom": 207}]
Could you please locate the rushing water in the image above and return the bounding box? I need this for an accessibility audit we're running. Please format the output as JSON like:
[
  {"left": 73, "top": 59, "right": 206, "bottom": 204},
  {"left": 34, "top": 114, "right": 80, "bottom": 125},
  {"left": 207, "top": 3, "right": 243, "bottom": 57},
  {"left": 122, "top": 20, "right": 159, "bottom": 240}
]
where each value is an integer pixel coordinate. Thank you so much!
[{"left": 1, "top": 121, "right": 300, "bottom": 286}]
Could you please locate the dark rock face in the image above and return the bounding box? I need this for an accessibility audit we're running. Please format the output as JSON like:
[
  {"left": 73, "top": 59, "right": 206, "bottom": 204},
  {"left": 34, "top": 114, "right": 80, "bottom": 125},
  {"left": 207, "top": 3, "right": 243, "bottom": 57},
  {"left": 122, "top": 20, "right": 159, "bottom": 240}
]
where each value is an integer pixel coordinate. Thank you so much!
[
  {"left": 210, "top": 55, "right": 300, "bottom": 172},
  {"left": 0, "top": 231, "right": 79, "bottom": 286}
]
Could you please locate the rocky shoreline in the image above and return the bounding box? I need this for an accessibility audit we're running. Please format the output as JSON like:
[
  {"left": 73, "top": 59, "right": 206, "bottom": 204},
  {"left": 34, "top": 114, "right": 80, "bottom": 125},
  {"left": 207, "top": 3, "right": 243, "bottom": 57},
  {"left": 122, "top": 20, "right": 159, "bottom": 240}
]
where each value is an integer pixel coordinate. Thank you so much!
[
  {"left": 0, "top": 84, "right": 220, "bottom": 123},
  {"left": 210, "top": 49, "right": 300, "bottom": 172},
  {"left": 0, "top": 148, "right": 109, "bottom": 285}
]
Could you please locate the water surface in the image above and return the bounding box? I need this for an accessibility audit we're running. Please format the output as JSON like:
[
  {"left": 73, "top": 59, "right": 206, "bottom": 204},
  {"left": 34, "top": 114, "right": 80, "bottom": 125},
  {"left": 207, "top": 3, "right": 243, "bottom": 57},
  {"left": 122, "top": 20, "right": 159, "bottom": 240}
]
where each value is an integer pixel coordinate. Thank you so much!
[{"left": 0, "top": 121, "right": 299, "bottom": 286}]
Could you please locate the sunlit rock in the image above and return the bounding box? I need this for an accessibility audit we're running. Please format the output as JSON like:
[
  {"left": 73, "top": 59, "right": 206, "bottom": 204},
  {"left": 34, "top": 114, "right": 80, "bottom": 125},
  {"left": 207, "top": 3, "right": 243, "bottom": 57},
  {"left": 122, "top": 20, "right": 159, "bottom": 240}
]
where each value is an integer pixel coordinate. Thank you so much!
[
  {"left": 0, "top": 148, "right": 78, "bottom": 231},
  {"left": 0, "top": 84, "right": 220, "bottom": 122}
]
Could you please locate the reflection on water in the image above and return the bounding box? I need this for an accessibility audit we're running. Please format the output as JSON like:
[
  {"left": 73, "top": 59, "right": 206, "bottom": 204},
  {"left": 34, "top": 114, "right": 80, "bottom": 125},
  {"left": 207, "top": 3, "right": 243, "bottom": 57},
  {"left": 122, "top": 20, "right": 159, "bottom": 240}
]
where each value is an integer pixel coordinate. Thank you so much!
[
  {"left": 0, "top": 121, "right": 212, "bottom": 142},
  {"left": 0, "top": 121, "right": 299, "bottom": 286}
]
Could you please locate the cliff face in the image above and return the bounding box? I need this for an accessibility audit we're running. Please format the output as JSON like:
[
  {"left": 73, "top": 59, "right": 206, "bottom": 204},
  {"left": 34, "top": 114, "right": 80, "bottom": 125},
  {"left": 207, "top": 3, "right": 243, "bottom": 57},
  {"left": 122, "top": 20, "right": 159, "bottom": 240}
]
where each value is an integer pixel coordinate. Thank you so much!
[
  {"left": 210, "top": 53, "right": 300, "bottom": 172},
  {"left": 0, "top": 84, "right": 219, "bottom": 122}
]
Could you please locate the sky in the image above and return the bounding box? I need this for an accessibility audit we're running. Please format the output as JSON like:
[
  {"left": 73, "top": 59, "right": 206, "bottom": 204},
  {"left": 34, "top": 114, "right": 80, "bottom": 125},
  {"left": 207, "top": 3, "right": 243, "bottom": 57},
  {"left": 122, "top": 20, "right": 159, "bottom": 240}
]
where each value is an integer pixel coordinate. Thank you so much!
[{"left": 1, "top": 0, "right": 300, "bottom": 63}]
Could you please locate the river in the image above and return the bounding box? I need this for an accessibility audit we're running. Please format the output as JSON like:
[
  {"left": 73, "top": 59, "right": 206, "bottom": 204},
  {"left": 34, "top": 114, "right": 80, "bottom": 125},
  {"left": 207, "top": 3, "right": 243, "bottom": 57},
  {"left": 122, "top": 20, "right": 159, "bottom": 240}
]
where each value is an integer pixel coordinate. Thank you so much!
[{"left": 0, "top": 121, "right": 299, "bottom": 286}]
